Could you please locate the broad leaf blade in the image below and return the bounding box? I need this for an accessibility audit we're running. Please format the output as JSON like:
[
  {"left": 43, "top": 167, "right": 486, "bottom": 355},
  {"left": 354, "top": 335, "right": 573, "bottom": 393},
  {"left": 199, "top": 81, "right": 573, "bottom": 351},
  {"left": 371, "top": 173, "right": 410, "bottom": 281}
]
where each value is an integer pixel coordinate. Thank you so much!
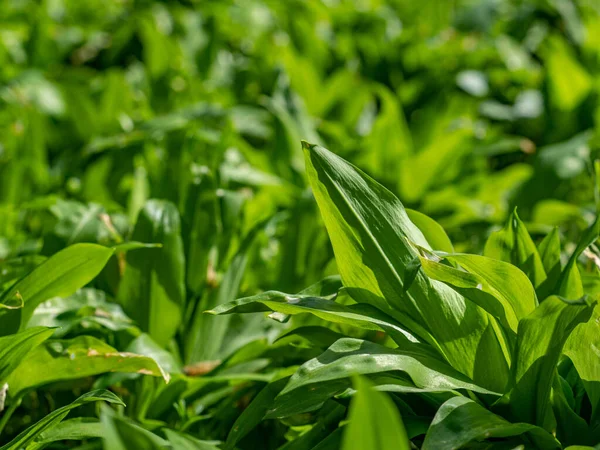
[
  {"left": 5, "top": 335, "right": 168, "bottom": 396},
  {"left": 419, "top": 252, "right": 536, "bottom": 334},
  {"left": 0, "top": 327, "right": 54, "bottom": 382},
  {"left": 268, "top": 338, "right": 497, "bottom": 418},
  {"left": 303, "top": 142, "right": 509, "bottom": 391},
  {"left": 118, "top": 199, "right": 185, "bottom": 347},
  {"left": 406, "top": 209, "right": 454, "bottom": 253},
  {"left": 0, "top": 244, "right": 114, "bottom": 334},
  {"left": 341, "top": 376, "right": 410, "bottom": 450},
  {"left": 423, "top": 397, "right": 559, "bottom": 450},
  {"left": 507, "top": 296, "right": 595, "bottom": 429}
]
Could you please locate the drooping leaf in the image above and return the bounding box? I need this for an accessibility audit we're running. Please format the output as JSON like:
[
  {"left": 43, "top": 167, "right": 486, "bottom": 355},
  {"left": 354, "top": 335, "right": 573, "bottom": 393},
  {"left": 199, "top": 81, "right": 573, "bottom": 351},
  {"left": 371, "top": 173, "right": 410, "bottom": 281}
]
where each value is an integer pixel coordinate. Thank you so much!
[
  {"left": 423, "top": 397, "right": 559, "bottom": 450},
  {"left": 303, "top": 142, "right": 509, "bottom": 392},
  {"left": 268, "top": 338, "right": 497, "bottom": 418},
  {"left": 341, "top": 376, "right": 410, "bottom": 450},
  {"left": 118, "top": 200, "right": 185, "bottom": 347},
  {"left": 0, "top": 390, "right": 124, "bottom": 450},
  {"left": 5, "top": 335, "right": 169, "bottom": 396},
  {"left": 208, "top": 290, "right": 417, "bottom": 345},
  {"left": 165, "top": 429, "right": 221, "bottom": 450},
  {"left": 0, "top": 244, "right": 114, "bottom": 335},
  {"left": 26, "top": 418, "right": 103, "bottom": 450}
]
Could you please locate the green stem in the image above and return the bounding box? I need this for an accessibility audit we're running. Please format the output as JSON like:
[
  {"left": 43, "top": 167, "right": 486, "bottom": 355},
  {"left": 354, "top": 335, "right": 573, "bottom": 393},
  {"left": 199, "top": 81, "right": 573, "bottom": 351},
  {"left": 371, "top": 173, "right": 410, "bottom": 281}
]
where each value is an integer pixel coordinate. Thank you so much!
[{"left": 0, "top": 397, "right": 22, "bottom": 436}]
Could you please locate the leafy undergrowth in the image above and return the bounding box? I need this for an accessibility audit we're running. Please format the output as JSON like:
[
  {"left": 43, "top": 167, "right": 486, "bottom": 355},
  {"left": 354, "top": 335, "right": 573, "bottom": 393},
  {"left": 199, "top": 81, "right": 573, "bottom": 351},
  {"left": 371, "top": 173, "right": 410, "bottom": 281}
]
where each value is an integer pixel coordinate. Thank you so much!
[{"left": 2, "top": 0, "right": 600, "bottom": 449}]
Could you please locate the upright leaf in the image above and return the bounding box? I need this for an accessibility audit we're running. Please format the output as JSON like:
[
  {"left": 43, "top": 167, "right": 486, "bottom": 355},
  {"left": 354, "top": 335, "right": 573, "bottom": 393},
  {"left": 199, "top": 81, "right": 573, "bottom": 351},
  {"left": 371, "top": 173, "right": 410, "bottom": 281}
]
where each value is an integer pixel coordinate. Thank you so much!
[
  {"left": 564, "top": 304, "right": 600, "bottom": 427},
  {"left": 406, "top": 209, "right": 454, "bottom": 253},
  {"left": 418, "top": 252, "right": 536, "bottom": 334},
  {"left": 118, "top": 200, "right": 185, "bottom": 347},
  {"left": 100, "top": 405, "right": 169, "bottom": 450},
  {"left": 26, "top": 418, "right": 103, "bottom": 450},
  {"left": 537, "top": 228, "right": 563, "bottom": 298},
  {"left": 484, "top": 209, "right": 546, "bottom": 288},
  {"left": 341, "top": 376, "right": 410, "bottom": 450},
  {"left": 303, "top": 142, "right": 509, "bottom": 391},
  {"left": 506, "top": 296, "right": 595, "bottom": 429}
]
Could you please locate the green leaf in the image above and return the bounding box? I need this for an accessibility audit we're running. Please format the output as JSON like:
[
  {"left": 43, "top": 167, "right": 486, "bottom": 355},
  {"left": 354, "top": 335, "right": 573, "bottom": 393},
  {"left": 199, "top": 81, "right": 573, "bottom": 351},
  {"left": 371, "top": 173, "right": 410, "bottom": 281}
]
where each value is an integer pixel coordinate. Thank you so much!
[
  {"left": 225, "top": 377, "right": 289, "bottom": 449},
  {"left": 279, "top": 402, "right": 346, "bottom": 450},
  {"left": 26, "top": 418, "right": 103, "bottom": 450},
  {"left": 341, "top": 376, "right": 410, "bottom": 450},
  {"left": 406, "top": 209, "right": 454, "bottom": 253},
  {"left": 182, "top": 168, "right": 218, "bottom": 295},
  {"left": 303, "top": 142, "right": 509, "bottom": 392},
  {"left": 185, "top": 222, "right": 264, "bottom": 363},
  {"left": 484, "top": 209, "right": 546, "bottom": 288},
  {"left": 422, "top": 397, "right": 559, "bottom": 450},
  {"left": 0, "top": 244, "right": 114, "bottom": 334},
  {"left": 0, "top": 390, "right": 124, "bottom": 450},
  {"left": 5, "top": 335, "right": 169, "bottom": 396},
  {"left": 537, "top": 227, "right": 563, "bottom": 298},
  {"left": 268, "top": 338, "right": 497, "bottom": 418},
  {"left": 165, "top": 429, "right": 220, "bottom": 450},
  {"left": 564, "top": 304, "right": 600, "bottom": 427},
  {"left": 506, "top": 296, "right": 595, "bottom": 429},
  {"left": 358, "top": 84, "right": 412, "bottom": 187},
  {"left": 557, "top": 218, "right": 600, "bottom": 299},
  {"left": 418, "top": 252, "right": 536, "bottom": 334},
  {"left": 118, "top": 200, "right": 185, "bottom": 347},
  {"left": 312, "top": 428, "right": 344, "bottom": 450},
  {"left": 100, "top": 405, "right": 169, "bottom": 450},
  {"left": 208, "top": 290, "right": 418, "bottom": 345},
  {"left": 0, "top": 327, "right": 54, "bottom": 383}
]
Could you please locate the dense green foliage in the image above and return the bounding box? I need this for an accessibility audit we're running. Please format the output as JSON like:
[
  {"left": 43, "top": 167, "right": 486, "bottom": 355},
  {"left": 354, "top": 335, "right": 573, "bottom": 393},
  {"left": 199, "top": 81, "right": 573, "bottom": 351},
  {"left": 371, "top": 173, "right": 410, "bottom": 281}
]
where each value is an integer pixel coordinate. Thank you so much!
[{"left": 1, "top": 0, "right": 600, "bottom": 448}]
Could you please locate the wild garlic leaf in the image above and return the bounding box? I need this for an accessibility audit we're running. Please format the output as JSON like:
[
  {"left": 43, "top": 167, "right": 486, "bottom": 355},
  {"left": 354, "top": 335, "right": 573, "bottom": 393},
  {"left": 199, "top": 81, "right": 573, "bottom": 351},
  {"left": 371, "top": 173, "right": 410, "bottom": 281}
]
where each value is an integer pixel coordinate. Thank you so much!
[
  {"left": 303, "top": 142, "right": 509, "bottom": 392},
  {"left": 0, "top": 244, "right": 114, "bottom": 335},
  {"left": 341, "top": 376, "right": 410, "bottom": 450}
]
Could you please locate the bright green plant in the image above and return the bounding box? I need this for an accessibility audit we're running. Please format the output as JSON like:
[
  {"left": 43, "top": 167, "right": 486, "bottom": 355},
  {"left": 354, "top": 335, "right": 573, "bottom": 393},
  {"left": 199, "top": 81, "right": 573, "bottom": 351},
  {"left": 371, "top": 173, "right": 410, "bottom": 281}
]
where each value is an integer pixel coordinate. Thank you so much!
[{"left": 212, "top": 143, "right": 600, "bottom": 449}]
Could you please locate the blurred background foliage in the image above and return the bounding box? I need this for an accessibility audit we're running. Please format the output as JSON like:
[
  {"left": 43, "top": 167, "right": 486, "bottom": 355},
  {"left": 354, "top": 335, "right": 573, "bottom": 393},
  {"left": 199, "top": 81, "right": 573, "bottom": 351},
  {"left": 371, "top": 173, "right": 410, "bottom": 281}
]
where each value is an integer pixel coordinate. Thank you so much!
[
  {"left": 2, "top": 0, "right": 600, "bottom": 254},
  {"left": 1, "top": 0, "right": 600, "bottom": 447}
]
